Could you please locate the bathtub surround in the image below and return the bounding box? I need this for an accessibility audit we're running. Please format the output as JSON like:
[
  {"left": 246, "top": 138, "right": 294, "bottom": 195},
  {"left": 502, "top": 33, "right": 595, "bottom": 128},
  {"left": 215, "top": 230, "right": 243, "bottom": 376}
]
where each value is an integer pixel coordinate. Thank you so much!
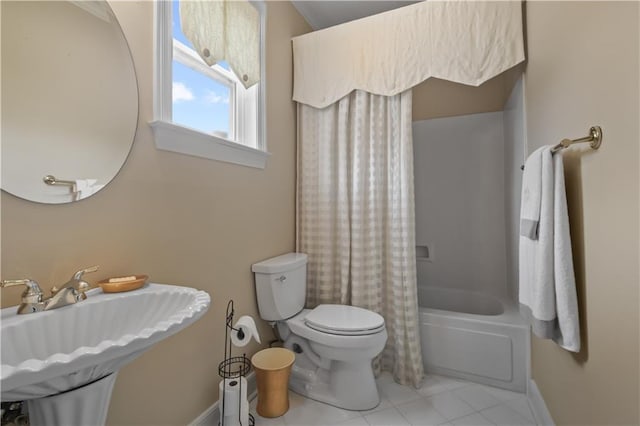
[
  {"left": 413, "top": 75, "right": 524, "bottom": 302},
  {"left": 502, "top": 77, "right": 526, "bottom": 301},
  {"left": 524, "top": 1, "right": 639, "bottom": 424},
  {"left": 296, "top": 90, "right": 424, "bottom": 387},
  {"left": 0, "top": 1, "right": 311, "bottom": 424},
  {"left": 413, "top": 112, "right": 509, "bottom": 299},
  {"left": 412, "top": 81, "right": 528, "bottom": 393}
]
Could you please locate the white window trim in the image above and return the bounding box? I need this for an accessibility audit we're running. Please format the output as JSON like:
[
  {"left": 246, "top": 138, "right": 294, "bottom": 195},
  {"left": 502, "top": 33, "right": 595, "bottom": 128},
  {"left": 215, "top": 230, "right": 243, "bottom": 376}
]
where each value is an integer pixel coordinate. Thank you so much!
[{"left": 150, "top": 0, "right": 268, "bottom": 169}]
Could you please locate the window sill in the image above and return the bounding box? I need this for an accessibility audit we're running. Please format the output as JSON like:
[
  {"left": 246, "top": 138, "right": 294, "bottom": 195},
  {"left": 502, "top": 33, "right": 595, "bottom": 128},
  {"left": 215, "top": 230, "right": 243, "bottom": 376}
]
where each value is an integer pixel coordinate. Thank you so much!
[{"left": 149, "top": 120, "right": 270, "bottom": 169}]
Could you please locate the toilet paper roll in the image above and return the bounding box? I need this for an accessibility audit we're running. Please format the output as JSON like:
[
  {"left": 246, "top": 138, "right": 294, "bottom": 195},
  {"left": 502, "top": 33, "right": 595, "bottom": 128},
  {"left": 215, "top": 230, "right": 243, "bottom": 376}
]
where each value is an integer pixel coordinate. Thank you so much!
[
  {"left": 218, "top": 377, "right": 249, "bottom": 426},
  {"left": 231, "top": 315, "right": 261, "bottom": 347},
  {"left": 219, "top": 379, "right": 239, "bottom": 420}
]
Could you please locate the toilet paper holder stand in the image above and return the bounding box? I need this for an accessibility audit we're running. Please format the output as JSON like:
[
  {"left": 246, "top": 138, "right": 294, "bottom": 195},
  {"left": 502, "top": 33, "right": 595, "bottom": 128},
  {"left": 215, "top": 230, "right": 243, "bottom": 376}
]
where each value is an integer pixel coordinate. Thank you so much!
[{"left": 218, "top": 299, "right": 255, "bottom": 426}]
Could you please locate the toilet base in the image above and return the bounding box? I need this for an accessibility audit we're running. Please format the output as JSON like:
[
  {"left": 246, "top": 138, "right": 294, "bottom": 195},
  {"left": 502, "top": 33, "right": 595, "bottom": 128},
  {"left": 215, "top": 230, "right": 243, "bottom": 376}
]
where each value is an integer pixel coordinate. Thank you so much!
[{"left": 289, "top": 360, "right": 380, "bottom": 411}]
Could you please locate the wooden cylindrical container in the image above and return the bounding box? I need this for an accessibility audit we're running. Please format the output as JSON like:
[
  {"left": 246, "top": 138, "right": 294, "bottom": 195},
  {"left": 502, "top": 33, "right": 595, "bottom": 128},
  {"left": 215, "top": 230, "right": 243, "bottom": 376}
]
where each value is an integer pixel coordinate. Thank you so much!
[{"left": 251, "top": 348, "right": 295, "bottom": 418}]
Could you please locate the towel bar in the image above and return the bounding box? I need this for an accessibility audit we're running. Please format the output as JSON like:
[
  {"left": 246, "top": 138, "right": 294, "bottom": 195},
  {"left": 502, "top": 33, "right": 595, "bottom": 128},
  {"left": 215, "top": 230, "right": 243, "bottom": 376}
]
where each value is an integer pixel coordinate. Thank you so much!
[
  {"left": 520, "top": 125, "right": 603, "bottom": 170},
  {"left": 550, "top": 125, "right": 603, "bottom": 153},
  {"left": 43, "top": 175, "right": 75, "bottom": 187}
]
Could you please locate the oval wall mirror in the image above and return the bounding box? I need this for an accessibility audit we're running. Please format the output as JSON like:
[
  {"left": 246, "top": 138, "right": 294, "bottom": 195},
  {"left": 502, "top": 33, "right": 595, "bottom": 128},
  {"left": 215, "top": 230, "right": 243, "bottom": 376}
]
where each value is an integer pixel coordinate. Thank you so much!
[{"left": 1, "top": 1, "right": 138, "bottom": 204}]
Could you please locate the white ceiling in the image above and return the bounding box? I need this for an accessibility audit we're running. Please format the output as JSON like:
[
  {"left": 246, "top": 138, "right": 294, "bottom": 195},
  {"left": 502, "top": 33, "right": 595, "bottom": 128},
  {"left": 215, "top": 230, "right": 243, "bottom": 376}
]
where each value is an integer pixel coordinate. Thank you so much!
[{"left": 292, "top": 1, "right": 419, "bottom": 30}]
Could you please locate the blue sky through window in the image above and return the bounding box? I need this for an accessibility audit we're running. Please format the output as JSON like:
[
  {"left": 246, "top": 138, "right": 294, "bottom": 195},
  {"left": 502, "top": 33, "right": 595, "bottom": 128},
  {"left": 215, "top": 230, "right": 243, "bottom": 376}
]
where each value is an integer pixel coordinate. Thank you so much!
[{"left": 172, "top": 0, "right": 231, "bottom": 137}]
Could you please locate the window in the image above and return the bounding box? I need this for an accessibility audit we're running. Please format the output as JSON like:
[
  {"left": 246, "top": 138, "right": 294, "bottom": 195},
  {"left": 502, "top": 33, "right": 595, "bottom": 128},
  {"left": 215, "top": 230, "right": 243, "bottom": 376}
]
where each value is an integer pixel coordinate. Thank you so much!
[{"left": 150, "top": 0, "right": 268, "bottom": 169}]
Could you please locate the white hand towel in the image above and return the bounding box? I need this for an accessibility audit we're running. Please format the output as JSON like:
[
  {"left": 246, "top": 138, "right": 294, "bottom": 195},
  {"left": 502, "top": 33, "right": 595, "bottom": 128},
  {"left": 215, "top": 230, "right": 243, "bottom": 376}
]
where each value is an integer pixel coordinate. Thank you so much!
[{"left": 519, "top": 147, "right": 580, "bottom": 352}]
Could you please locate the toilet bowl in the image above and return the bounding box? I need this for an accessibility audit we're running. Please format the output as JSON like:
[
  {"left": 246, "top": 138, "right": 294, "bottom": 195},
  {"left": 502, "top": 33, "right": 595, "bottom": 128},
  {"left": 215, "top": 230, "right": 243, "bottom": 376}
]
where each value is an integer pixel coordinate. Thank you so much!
[{"left": 252, "top": 253, "right": 388, "bottom": 411}]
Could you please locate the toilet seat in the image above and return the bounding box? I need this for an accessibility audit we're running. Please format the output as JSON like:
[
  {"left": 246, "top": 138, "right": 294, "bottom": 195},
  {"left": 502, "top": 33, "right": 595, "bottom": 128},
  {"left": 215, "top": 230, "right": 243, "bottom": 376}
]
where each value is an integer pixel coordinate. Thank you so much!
[{"left": 305, "top": 305, "right": 385, "bottom": 336}]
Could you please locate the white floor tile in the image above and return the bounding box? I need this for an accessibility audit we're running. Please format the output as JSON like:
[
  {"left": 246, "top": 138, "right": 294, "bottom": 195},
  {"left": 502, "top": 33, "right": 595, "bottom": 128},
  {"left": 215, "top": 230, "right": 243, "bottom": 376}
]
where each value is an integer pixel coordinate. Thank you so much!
[
  {"left": 364, "top": 407, "right": 411, "bottom": 426},
  {"left": 417, "top": 376, "right": 452, "bottom": 398},
  {"left": 426, "top": 392, "right": 475, "bottom": 421},
  {"left": 283, "top": 392, "right": 360, "bottom": 425},
  {"left": 358, "top": 392, "right": 393, "bottom": 416},
  {"left": 430, "top": 376, "right": 469, "bottom": 391},
  {"left": 286, "top": 391, "right": 311, "bottom": 411},
  {"left": 250, "top": 399, "right": 286, "bottom": 426},
  {"left": 478, "top": 386, "right": 524, "bottom": 402},
  {"left": 253, "top": 414, "right": 286, "bottom": 426},
  {"left": 376, "top": 372, "right": 396, "bottom": 385},
  {"left": 481, "top": 404, "right": 535, "bottom": 426},
  {"left": 378, "top": 378, "right": 423, "bottom": 406},
  {"left": 335, "top": 416, "right": 370, "bottom": 426},
  {"left": 450, "top": 413, "right": 495, "bottom": 426},
  {"left": 395, "top": 398, "right": 447, "bottom": 426},
  {"left": 452, "top": 386, "right": 502, "bottom": 411},
  {"left": 419, "top": 375, "right": 441, "bottom": 388},
  {"left": 503, "top": 398, "right": 536, "bottom": 424}
]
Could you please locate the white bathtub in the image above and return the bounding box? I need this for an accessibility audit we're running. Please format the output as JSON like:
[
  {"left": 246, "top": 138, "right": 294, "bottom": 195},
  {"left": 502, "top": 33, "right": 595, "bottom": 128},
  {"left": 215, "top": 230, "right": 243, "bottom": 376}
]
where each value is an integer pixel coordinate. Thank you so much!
[{"left": 418, "top": 286, "right": 529, "bottom": 392}]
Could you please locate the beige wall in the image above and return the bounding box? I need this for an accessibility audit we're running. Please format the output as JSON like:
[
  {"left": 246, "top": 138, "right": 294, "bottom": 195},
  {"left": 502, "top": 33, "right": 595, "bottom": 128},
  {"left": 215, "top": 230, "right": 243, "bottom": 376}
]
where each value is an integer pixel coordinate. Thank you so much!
[
  {"left": 0, "top": 1, "right": 310, "bottom": 424},
  {"left": 412, "top": 66, "right": 523, "bottom": 121},
  {"left": 524, "top": 2, "right": 639, "bottom": 424}
]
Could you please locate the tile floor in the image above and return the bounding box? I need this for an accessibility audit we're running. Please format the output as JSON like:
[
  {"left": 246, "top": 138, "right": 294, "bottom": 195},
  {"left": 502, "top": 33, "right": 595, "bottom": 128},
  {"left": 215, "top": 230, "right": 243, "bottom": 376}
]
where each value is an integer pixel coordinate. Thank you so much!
[{"left": 250, "top": 373, "right": 538, "bottom": 426}]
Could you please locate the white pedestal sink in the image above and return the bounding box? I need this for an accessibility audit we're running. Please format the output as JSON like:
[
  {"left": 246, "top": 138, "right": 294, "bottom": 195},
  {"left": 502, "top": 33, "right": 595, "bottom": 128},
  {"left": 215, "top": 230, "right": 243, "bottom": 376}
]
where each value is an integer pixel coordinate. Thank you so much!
[{"left": 1, "top": 283, "right": 210, "bottom": 425}]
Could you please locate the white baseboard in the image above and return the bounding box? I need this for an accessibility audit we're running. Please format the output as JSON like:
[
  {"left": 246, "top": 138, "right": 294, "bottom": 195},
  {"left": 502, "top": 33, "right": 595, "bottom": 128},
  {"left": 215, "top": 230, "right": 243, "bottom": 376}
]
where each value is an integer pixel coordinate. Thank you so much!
[
  {"left": 528, "top": 379, "right": 555, "bottom": 426},
  {"left": 190, "top": 372, "right": 257, "bottom": 426}
]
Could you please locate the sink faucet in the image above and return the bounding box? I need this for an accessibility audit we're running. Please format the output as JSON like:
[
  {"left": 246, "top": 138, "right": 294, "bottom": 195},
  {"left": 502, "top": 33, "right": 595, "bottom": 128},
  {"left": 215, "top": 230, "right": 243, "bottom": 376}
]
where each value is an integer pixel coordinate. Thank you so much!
[
  {"left": 50, "top": 266, "right": 98, "bottom": 301},
  {"left": 1, "top": 266, "right": 99, "bottom": 315},
  {"left": 0, "top": 279, "right": 45, "bottom": 314}
]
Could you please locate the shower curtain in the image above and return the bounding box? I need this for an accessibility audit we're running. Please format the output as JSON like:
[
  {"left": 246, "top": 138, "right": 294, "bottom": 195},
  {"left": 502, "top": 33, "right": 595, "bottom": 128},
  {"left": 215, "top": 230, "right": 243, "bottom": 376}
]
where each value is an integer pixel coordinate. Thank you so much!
[{"left": 296, "top": 89, "right": 424, "bottom": 387}]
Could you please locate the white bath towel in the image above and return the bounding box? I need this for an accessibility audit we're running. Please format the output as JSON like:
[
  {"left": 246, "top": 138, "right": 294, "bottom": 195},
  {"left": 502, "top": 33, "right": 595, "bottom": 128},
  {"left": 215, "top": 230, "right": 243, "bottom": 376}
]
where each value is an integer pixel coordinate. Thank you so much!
[
  {"left": 519, "top": 147, "right": 580, "bottom": 352},
  {"left": 520, "top": 147, "right": 544, "bottom": 239}
]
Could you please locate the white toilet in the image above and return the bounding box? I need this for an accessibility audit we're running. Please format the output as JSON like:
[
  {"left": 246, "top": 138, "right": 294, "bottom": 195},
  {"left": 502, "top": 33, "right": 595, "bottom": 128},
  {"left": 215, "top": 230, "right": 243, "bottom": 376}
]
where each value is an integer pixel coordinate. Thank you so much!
[{"left": 252, "top": 253, "right": 387, "bottom": 411}]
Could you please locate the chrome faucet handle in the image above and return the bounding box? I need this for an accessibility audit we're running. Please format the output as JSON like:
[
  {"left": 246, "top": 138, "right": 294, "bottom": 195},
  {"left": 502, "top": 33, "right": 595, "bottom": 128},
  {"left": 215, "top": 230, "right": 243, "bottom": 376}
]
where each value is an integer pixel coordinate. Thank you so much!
[
  {"left": 73, "top": 266, "right": 98, "bottom": 300},
  {"left": 72, "top": 265, "right": 99, "bottom": 280},
  {"left": 51, "top": 265, "right": 99, "bottom": 297},
  {"left": 0, "top": 279, "right": 44, "bottom": 304}
]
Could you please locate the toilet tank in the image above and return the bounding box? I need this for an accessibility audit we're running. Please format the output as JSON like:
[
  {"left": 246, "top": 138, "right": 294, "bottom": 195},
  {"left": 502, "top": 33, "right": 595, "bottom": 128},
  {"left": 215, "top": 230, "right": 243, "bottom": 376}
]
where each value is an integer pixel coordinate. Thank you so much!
[{"left": 252, "top": 253, "right": 307, "bottom": 321}]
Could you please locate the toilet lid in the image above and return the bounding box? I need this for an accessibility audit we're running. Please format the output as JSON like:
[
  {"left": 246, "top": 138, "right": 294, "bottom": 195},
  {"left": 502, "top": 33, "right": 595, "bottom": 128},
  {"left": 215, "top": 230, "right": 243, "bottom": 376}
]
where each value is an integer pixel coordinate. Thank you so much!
[{"left": 305, "top": 305, "right": 385, "bottom": 335}]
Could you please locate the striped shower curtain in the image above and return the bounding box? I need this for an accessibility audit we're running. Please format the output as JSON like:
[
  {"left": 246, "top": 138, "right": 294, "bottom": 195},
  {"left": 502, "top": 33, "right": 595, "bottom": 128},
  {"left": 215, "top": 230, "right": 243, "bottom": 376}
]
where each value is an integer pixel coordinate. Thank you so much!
[{"left": 296, "top": 89, "right": 424, "bottom": 387}]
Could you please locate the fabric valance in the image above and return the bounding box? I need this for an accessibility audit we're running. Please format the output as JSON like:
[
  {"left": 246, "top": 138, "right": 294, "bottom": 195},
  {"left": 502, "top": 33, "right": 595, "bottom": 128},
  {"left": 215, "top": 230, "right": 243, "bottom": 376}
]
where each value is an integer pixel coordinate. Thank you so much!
[
  {"left": 292, "top": 1, "right": 525, "bottom": 109},
  {"left": 180, "top": 0, "right": 260, "bottom": 88}
]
